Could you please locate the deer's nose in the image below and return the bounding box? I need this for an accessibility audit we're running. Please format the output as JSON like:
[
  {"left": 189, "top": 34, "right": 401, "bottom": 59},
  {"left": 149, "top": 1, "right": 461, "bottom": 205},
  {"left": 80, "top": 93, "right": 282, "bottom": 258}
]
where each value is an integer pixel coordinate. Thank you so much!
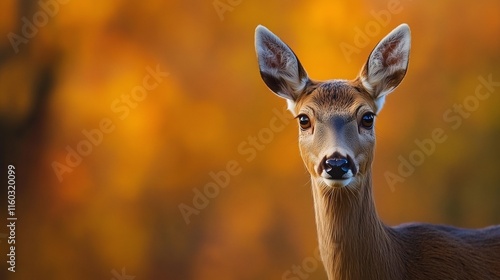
[{"left": 323, "top": 157, "right": 352, "bottom": 180}]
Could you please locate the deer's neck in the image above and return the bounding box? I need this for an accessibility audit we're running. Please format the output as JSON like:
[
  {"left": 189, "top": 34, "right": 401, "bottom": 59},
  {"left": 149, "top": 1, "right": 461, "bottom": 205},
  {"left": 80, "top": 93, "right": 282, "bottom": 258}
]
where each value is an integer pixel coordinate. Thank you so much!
[{"left": 311, "top": 174, "right": 403, "bottom": 280}]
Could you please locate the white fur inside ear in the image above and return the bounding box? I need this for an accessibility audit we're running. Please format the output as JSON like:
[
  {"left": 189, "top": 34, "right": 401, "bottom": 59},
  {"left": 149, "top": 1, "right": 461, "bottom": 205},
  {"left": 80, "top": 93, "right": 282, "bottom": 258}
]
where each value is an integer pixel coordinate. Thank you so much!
[
  {"left": 364, "top": 76, "right": 389, "bottom": 113},
  {"left": 361, "top": 76, "right": 373, "bottom": 93},
  {"left": 374, "top": 95, "right": 386, "bottom": 113},
  {"left": 286, "top": 99, "right": 296, "bottom": 114}
]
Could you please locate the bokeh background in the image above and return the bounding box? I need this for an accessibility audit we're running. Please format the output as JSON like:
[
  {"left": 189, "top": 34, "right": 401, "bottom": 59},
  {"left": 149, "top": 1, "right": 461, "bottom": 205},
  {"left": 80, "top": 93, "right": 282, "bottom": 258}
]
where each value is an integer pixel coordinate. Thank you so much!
[{"left": 1, "top": 0, "right": 500, "bottom": 279}]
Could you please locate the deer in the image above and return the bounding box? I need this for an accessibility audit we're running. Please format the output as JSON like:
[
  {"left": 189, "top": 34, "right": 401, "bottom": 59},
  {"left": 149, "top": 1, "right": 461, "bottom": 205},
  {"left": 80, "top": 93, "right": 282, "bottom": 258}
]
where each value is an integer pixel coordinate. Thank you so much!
[{"left": 254, "top": 23, "right": 500, "bottom": 280}]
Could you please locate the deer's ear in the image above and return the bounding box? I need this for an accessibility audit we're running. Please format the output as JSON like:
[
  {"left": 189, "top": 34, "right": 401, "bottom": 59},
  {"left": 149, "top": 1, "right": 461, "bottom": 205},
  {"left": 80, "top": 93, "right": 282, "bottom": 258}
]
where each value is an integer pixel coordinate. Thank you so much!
[
  {"left": 359, "top": 24, "right": 411, "bottom": 113},
  {"left": 255, "top": 25, "right": 309, "bottom": 103}
]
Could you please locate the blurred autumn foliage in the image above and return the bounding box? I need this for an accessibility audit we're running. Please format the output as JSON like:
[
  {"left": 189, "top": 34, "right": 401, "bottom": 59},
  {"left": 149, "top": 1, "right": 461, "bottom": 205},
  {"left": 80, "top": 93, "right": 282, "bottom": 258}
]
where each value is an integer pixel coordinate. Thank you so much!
[{"left": 1, "top": 0, "right": 500, "bottom": 279}]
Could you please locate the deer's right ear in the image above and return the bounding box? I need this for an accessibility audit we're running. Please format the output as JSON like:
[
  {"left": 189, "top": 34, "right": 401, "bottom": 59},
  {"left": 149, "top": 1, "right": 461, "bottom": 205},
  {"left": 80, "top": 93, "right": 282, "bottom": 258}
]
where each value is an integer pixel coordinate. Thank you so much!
[{"left": 255, "top": 25, "right": 309, "bottom": 104}]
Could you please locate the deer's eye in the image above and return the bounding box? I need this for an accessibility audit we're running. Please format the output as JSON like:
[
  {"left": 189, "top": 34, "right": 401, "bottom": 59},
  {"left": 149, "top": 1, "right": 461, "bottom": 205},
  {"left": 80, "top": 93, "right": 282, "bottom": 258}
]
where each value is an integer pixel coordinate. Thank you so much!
[
  {"left": 361, "top": 113, "right": 375, "bottom": 129},
  {"left": 298, "top": 114, "right": 311, "bottom": 130}
]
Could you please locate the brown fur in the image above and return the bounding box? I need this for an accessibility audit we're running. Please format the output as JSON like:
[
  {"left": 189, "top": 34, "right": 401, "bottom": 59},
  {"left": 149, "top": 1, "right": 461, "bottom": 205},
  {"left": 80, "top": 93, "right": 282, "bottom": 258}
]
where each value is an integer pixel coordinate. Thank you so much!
[
  {"left": 255, "top": 24, "right": 500, "bottom": 280},
  {"left": 297, "top": 80, "right": 500, "bottom": 280}
]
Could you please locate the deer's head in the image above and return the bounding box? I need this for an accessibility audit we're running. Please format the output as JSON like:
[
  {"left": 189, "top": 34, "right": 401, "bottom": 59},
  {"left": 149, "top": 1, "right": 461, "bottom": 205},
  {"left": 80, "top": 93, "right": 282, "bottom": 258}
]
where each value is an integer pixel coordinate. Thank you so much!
[{"left": 255, "top": 24, "right": 410, "bottom": 190}]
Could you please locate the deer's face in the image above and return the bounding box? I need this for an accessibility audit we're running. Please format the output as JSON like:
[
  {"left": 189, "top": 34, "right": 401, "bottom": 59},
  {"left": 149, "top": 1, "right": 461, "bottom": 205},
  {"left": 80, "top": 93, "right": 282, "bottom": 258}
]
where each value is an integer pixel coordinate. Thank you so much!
[
  {"left": 292, "top": 80, "right": 377, "bottom": 188},
  {"left": 255, "top": 24, "right": 410, "bottom": 189}
]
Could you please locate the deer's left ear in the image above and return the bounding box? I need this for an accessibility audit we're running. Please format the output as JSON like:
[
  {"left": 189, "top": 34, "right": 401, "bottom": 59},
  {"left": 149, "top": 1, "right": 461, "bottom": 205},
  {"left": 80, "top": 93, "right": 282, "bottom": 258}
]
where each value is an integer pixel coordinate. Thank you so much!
[{"left": 359, "top": 24, "right": 411, "bottom": 113}]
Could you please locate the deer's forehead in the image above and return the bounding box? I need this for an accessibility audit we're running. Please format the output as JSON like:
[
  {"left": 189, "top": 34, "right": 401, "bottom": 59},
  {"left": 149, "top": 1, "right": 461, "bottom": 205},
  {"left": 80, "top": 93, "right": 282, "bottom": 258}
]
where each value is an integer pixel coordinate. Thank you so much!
[{"left": 296, "top": 80, "right": 374, "bottom": 116}]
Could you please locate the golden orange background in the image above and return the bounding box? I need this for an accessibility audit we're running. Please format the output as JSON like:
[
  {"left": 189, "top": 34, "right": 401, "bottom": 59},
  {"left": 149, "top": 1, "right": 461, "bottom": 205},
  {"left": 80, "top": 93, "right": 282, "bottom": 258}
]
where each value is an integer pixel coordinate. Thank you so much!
[{"left": 1, "top": 0, "right": 500, "bottom": 279}]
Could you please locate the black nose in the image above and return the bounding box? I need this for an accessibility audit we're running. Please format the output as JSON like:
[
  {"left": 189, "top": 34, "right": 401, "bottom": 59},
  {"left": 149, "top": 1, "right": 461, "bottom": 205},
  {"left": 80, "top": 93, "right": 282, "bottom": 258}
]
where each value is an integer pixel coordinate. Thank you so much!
[{"left": 323, "top": 157, "right": 352, "bottom": 180}]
